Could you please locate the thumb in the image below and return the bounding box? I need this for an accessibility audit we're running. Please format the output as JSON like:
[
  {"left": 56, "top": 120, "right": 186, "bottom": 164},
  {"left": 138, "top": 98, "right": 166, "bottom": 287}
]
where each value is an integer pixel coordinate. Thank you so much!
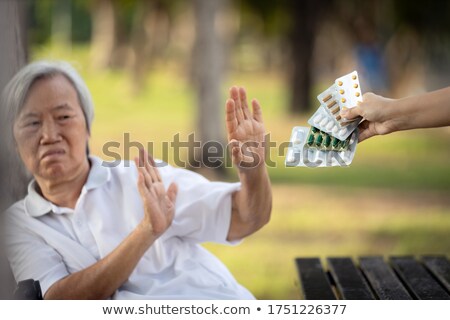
[
  {"left": 340, "top": 106, "right": 363, "bottom": 120},
  {"left": 167, "top": 183, "right": 178, "bottom": 203}
]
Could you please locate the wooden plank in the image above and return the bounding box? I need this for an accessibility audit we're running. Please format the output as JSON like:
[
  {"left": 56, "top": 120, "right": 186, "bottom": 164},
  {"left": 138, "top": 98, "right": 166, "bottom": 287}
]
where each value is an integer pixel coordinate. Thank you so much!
[
  {"left": 422, "top": 255, "right": 450, "bottom": 293},
  {"left": 359, "top": 256, "right": 412, "bottom": 300},
  {"left": 295, "top": 258, "right": 336, "bottom": 300},
  {"left": 327, "top": 257, "right": 374, "bottom": 300},
  {"left": 390, "top": 256, "right": 450, "bottom": 299}
]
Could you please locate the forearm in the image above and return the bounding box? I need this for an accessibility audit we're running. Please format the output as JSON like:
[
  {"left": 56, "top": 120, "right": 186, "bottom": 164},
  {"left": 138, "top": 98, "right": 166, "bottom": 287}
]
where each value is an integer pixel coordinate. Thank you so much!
[
  {"left": 228, "top": 166, "right": 272, "bottom": 241},
  {"left": 387, "top": 87, "right": 450, "bottom": 132},
  {"left": 45, "top": 222, "right": 156, "bottom": 299}
]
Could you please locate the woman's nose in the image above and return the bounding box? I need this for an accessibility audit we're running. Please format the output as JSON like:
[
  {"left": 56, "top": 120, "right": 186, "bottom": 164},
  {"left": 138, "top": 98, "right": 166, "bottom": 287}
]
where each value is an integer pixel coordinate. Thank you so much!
[{"left": 40, "top": 120, "right": 61, "bottom": 144}]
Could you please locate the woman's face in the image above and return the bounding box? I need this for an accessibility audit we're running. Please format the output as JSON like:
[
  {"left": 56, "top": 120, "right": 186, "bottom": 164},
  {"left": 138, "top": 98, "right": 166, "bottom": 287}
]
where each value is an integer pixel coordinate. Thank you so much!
[{"left": 13, "top": 74, "right": 89, "bottom": 182}]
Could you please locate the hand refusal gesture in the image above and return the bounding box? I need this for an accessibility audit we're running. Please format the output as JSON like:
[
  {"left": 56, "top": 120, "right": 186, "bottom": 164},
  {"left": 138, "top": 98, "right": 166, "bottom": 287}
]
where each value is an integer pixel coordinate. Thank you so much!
[
  {"left": 134, "top": 149, "right": 177, "bottom": 238},
  {"left": 226, "top": 87, "right": 266, "bottom": 170}
]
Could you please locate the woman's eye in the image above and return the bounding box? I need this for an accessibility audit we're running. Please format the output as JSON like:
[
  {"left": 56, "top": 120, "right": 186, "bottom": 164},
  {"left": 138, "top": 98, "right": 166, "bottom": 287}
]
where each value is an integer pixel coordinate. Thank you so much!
[
  {"left": 59, "top": 115, "right": 71, "bottom": 120},
  {"left": 27, "top": 121, "right": 40, "bottom": 127}
]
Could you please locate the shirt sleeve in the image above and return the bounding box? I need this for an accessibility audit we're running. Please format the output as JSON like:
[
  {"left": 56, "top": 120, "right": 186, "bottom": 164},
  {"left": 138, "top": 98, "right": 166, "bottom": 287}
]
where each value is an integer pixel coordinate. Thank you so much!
[
  {"left": 4, "top": 209, "right": 69, "bottom": 297},
  {"left": 158, "top": 165, "right": 241, "bottom": 245}
]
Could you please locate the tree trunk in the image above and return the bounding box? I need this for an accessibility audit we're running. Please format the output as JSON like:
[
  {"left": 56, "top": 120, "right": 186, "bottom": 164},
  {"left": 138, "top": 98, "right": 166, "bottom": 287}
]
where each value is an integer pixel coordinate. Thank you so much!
[
  {"left": 288, "top": 0, "right": 321, "bottom": 114},
  {"left": 191, "top": 0, "right": 228, "bottom": 177},
  {"left": 0, "top": 0, "right": 28, "bottom": 299},
  {"left": 52, "top": 0, "right": 72, "bottom": 47},
  {"left": 90, "top": 0, "right": 116, "bottom": 70}
]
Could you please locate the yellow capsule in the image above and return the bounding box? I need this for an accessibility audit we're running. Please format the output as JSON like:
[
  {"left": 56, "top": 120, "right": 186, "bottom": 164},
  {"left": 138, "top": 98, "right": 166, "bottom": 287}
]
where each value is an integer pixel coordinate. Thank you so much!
[
  {"left": 352, "top": 75, "right": 357, "bottom": 80},
  {"left": 327, "top": 100, "right": 337, "bottom": 109},
  {"left": 353, "top": 83, "right": 358, "bottom": 88},
  {"left": 355, "top": 92, "right": 360, "bottom": 97},
  {"left": 338, "top": 81, "right": 343, "bottom": 86},
  {"left": 341, "top": 98, "right": 346, "bottom": 103},
  {"left": 339, "top": 89, "right": 345, "bottom": 94},
  {"left": 323, "top": 94, "right": 332, "bottom": 102}
]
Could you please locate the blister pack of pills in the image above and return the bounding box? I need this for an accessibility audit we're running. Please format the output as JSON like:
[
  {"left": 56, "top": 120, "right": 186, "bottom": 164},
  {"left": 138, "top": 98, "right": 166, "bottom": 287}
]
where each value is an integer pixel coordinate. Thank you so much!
[
  {"left": 308, "top": 71, "right": 363, "bottom": 140},
  {"left": 285, "top": 126, "right": 357, "bottom": 167}
]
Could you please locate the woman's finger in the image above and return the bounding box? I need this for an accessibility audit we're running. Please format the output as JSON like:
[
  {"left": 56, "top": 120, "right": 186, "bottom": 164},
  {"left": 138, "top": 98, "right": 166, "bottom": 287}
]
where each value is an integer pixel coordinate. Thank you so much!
[
  {"left": 251, "top": 99, "right": 263, "bottom": 122},
  {"left": 230, "top": 86, "right": 244, "bottom": 123},
  {"left": 239, "top": 87, "right": 251, "bottom": 119},
  {"left": 147, "top": 152, "right": 162, "bottom": 182},
  {"left": 142, "top": 149, "right": 158, "bottom": 183}
]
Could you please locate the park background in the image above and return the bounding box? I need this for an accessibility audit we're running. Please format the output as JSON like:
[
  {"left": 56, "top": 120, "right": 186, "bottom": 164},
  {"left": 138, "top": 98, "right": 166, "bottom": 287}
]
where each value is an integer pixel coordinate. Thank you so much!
[{"left": 0, "top": 0, "right": 449, "bottom": 299}]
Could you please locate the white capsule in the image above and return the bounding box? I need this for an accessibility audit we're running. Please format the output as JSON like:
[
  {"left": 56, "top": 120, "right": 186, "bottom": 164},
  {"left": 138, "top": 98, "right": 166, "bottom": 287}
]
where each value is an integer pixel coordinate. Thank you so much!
[
  {"left": 332, "top": 126, "right": 339, "bottom": 134},
  {"left": 314, "top": 114, "right": 322, "bottom": 124},
  {"left": 320, "top": 118, "right": 328, "bottom": 127},
  {"left": 326, "top": 121, "right": 334, "bottom": 131},
  {"left": 339, "top": 128, "right": 348, "bottom": 136}
]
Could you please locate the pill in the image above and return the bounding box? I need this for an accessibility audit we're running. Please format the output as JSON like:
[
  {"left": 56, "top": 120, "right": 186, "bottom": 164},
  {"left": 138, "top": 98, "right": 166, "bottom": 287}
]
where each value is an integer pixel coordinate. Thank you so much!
[
  {"left": 307, "top": 133, "right": 315, "bottom": 146},
  {"left": 335, "top": 115, "right": 342, "bottom": 121},
  {"left": 320, "top": 118, "right": 328, "bottom": 127},
  {"left": 327, "top": 100, "right": 337, "bottom": 109},
  {"left": 332, "top": 137, "right": 341, "bottom": 148},
  {"left": 339, "top": 128, "right": 348, "bottom": 136},
  {"left": 311, "top": 126, "right": 319, "bottom": 133},
  {"left": 326, "top": 121, "right": 334, "bottom": 131},
  {"left": 294, "top": 137, "right": 301, "bottom": 145},
  {"left": 324, "top": 135, "right": 331, "bottom": 147},
  {"left": 314, "top": 114, "right": 322, "bottom": 124},
  {"left": 338, "top": 81, "right": 343, "bottom": 86},
  {"left": 353, "top": 83, "right": 358, "bottom": 88},
  {"left": 341, "top": 98, "right": 346, "bottom": 103},
  {"left": 341, "top": 139, "right": 349, "bottom": 150},
  {"left": 352, "top": 75, "right": 357, "bottom": 80},
  {"left": 332, "top": 126, "right": 339, "bottom": 134},
  {"left": 341, "top": 121, "right": 352, "bottom": 127},
  {"left": 331, "top": 107, "right": 340, "bottom": 114},
  {"left": 339, "top": 89, "right": 345, "bottom": 94},
  {"left": 315, "top": 134, "right": 323, "bottom": 146},
  {"left": 355, "top": 92, "right": 360, "bottom": 97},
  {"left": 323, "top": 94, "right": 332, "bottom": 102}
]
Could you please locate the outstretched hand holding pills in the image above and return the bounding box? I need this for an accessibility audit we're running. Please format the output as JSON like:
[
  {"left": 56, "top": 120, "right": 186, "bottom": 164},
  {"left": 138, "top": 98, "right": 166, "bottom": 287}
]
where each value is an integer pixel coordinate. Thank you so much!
[{"left": 340, "top": 87, "right": 450, "bottom": 142}]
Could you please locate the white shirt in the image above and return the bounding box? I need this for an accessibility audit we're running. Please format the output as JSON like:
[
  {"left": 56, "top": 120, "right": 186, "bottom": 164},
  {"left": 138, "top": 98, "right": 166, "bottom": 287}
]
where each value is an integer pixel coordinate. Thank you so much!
[{"left": 5, "top": 156, "right": 254, "bottom": 299}]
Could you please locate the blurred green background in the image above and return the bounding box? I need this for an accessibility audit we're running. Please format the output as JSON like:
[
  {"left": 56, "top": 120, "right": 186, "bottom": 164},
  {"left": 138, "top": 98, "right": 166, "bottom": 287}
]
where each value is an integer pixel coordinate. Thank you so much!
[{"left": 3, "top": 0, "right": 450, "bottom": 299}]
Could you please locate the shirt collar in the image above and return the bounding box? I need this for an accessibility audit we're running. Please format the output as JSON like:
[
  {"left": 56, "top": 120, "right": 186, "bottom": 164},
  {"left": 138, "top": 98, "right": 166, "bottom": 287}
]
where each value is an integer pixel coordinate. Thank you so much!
[{"left": 24, "top": 155, "right": 111, "bottom": 217}]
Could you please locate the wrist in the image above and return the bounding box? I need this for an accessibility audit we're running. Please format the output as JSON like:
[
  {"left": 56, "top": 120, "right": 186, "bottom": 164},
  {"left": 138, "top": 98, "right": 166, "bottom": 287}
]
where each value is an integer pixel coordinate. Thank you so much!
[
  {"left": 136, "top": 220, "right": 159, "bottom": 244},
  {"left": 238, "top": 164, "right": 269, "bottom": 187}
]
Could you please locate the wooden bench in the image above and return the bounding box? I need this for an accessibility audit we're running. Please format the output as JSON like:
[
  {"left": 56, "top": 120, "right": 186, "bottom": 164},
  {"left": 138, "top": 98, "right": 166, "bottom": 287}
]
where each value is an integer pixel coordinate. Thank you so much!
[{"left": 295, "top": 256, "right": 450, "bottom": 299}]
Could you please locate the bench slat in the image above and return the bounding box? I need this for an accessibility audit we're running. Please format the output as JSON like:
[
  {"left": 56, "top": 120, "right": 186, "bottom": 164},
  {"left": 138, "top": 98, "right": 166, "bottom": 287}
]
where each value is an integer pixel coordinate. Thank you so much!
[
  {"left": 327, "top": 257, "right": 374, "bottom": 300},
  {"left": 421, "top": 255, "right": 450, "bottom": 293},
  {"left": 359, "top": 256, "right": 412, "bottom": 300},
  {"left": 295, "top": 258, "right": 336, "bottom": 300},
  {"left": 390, "top": 256, "right": 450, "bottom": 299}
]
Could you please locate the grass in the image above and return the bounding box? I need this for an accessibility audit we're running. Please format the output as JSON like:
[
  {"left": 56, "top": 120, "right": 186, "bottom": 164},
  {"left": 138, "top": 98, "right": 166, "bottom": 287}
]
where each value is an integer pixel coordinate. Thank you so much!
[{"left": 32, "top": 45, "right": 450, "bottom": 299}]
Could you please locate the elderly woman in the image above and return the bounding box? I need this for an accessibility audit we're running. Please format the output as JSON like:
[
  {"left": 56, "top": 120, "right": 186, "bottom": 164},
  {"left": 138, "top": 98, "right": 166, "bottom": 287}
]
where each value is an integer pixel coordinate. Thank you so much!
[{"left": 2, "top": 61, "right": 272, "bottom": 299}]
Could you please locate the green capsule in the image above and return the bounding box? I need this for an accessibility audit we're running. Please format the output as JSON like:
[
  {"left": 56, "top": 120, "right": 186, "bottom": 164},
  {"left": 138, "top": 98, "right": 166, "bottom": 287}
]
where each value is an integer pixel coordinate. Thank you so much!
[
  {"left": 315, "top": 133, "right": 323, "bottom": 147},
  {"left": 324, "top": 134, "right": 332, "bottom": 148},
  {"left": 332, "top": 137, "right": 341, "bottom": 149},
  {"left": 311, "top": 127, "right": 319, "bottom": 133},
  {"left": 307, "top": 133, "right": 315, "bottom": 146},
  {"left": 341, "top": 138, "right": 350, "bottom": 150}
]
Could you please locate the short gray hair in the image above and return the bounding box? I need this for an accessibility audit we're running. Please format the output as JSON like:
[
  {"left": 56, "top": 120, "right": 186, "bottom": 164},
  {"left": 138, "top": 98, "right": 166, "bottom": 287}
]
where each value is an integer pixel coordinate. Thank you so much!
[{"left": 1, "top": 60, "right": 94, "bottom": 135}]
